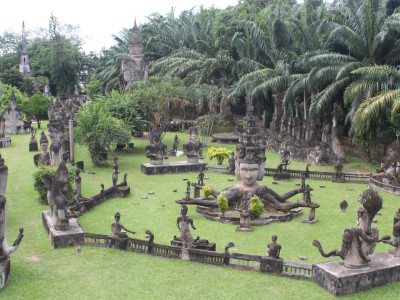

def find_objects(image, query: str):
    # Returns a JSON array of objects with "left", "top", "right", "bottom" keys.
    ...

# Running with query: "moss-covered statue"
[{"left": 177, "top": 103, "right": 316, "bottom": 213}]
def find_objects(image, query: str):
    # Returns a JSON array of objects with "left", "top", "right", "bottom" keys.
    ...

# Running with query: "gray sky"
[{"left": 1, "top": 0, "right": 239, "bottom": 54}]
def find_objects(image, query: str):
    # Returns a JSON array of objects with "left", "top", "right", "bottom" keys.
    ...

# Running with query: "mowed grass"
[{"left": 2, "top": 122, "right": 400, "bottom": 299}]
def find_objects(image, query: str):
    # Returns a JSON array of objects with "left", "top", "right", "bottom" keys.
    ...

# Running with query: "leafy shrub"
[
  {"left": 207, "top": 147, "right": 232, "bottom": 165},
  {"left": 33, "top": 164, "right": 76, "bottom": 203},
  {"left": 217, "top": 193, "right": 229, "bottom": 216},
  {"left": 202, "top": 186, "right": 212, "bottom": 198},
  {"left": 250, "top": 195, "right": 264, "bottom": 219}
]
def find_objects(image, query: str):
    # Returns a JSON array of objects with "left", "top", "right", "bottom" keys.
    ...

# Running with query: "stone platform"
[
  {"left": 0, "top": 258, "right": 10, "bottom": 290},
  {"left": 273, "top": 172, "right": 291, "bottom": 180},
  {"left": 0, "top": 137, "right": 11, "bottom": 148},
  {"left": 312, "top": 251, "right": 400, "bottom": 296},
  {"left": 211, "top": 133, "right": 239, "bottom": 144},
  {"left": 196, "top": 206, "right": 302, "bottom": 225},
  {"left": 42, "top": 211, "right": 84, "bottom": 248},
  {"left": 141, "top": 161, "right": 207, "bottom": 175}
]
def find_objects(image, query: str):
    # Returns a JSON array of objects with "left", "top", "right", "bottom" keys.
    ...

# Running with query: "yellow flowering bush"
[
  {"left": 250, "top": 195, "right": 264, "bottom": 219},
  {"left": 217, "top": 194, "right": 229, "bottom": 216},
  {"left": 202, "top": 186, "right": 212, "bottom": 198},
  {"left": 207, "top": 147, "right": 232, "bottom": 165}
]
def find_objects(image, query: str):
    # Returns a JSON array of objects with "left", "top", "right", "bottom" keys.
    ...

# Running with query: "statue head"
[
  {"left": 40, "top": 132, "right": 49, "bottom": 152},
  {"left": 357, "top": 187, "right": 382, "bottom": 233},
  {"left": 271, "top": 234, "right": 277, "bottom": 243},
  {"left": 236, "top": 162, "right": 265, "bottom": 187},
  {"left": 114, "top": 212, "right": 121, "bottom": 223},
  {"left": 150, "top": 126, "right": 161, "bottom": 143},
  {"left": 181, "top": 204, "right": 188, "bottom": 216},
  {"left": 188, "top": 126, "right": 198, "bottom": 142}
]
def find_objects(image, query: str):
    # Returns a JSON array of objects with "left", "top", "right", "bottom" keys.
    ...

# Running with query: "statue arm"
[
  {"left": 177, "top": 217, "right": 181, "bottom": 231},
  {"left": 1, "top": 228, "right": 23, "bottom": 255},
  {"left": 189, "top": 219, "right": 196, "bottom": 230},
  {"left": 120, "top": 224, "right": 136, "bottom": 234}
]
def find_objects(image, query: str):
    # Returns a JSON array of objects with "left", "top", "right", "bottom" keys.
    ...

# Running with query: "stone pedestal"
[
  {"left": 141, "top": 161, "right": 207, "bottom": 175},
  {"left": 302, "top": 208, "right": 318, "bottom": 224},
  {"left": 0, "top": 258, "right": 10, "bottom": 290},
  {"left": 0, "top": 137, "right": 11, "bottom": 148},
  {"left": 312, "top": 251, "right": 400, "bottom": 296},
  {"left": 42, "top": 211, "right": 84, "bottom": 248},
  {"left": 260, "top": 256, "right": 282, "bottom": 274},
  {"left": 236, "top": 211, "right": 253, "bottom": 232},
  {"left": 106, "top": 237, "right": 128, "bottom": 250},
  {"left": 181, "top": 247, "right": 190, "bottom": 261}
]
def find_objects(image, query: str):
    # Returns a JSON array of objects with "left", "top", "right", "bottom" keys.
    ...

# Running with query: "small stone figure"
[
  {"left": 381, "top": 209, "right": 400, "bottom": 257},
  {"left": 186, "top": 181, "right": 191, "bottom": 201},
  {"left": 112, "top": 156, "right": 119, "bottom": 186},
  {"left": 177, "top": 205, "right": 196, "bottom": 248},
  {"left": 168, "top": 135, "right": 180, "bottom": 156},
  {"left": 183, "top": 126, "right": 204, "bottom": 163},
  {"left": 227, "top": 152, "right": 236, "bottom": 174},
  {"left": 124, "top": 172, "right": 128, "bottom": 183},
  {"left": 42, "top": 162, "right": 70, "bottom": 230},
  {"left": 276, "top": 144, "right": 290, "bottom": 173},
  {"left": 33, "top": 132, "right": 51, "bottom": 166},
  {"left": 333, "top": 157, "right": 345, "bottom": 183},
  {"left": 302, "top": 183, "right": 319, "bottom": 224},
  {"left": 340, "top": 200, "right": 348, "bottom": 212},
  {"left": 111, "top": 212, "right": 136, "bottom": 238},
  {"left": 236, "top": 208, "right": 253, "bottom": 232},
  {"left": 29, "top": 130, "right": 38, "bottom": 152},
  {"left": 267, "top": 234, "right": 281, "bottom": 259},
  {"left": 145, "top": 126, "right": 167, "bottom": 165},
  {"left": 313, "top": 187, "right": 383, "bottom": 269},
  {"left": 74, "top": 168, "right": 82, "bottom": 201},
  {"left": 197, "top": 169, "right": 204, "bottom": 186}
]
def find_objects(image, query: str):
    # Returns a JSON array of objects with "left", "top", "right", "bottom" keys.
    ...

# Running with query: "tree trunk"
[
  {"left": 361, "top": 144, "right": 371, "bottom": 163},
  {"left": 37, "top": 119, "right": 41, "bottom": 129}
]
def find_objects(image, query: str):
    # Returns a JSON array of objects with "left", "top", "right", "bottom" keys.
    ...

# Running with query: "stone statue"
[
  {"left": 29, "top": 129, "right": 38, "bottom": 152},
  {"left": 47, "top": 120, "right": 65, "bottom": 166},
  {"left": 276, "top": 144, "right": 290, "bottom": 173},
  {"left": 145, "top": 126, "right": 167, "bottom": 165},
  {"left": 112, "top": 156, "right": 119, "bottom": 186},
  {"left": 267, "top": 234, "right": 281, "bottom": 259},
  {"left": 168, "top": 135, "right": 180, "bottom": 156},
  {"left": 42, "top": 162, "right": 70, "bottom": 230},
  {"left": 74, "top": 168, "right": 82, "bottom": 201},
  {"left": 227, "top": 152, "right": 236, "bottom": 174},
  {"left": 313, "top": 187, "right": 384, "bottom": 268},
  {"left": 183, "top": 127, "right": 204, "bottom": 163},
  {"left": 197, "top": 169, "right": 204, "bottom": 186},
  {"left": 340, "top": 200, "right": 348, "bottom": 212},
  {"left": 33, "top": 132, "right": 51, "bottom": 166},
  {"left": 111, "top": 212, "right": 136, "bottom": 238},
  {"left": 382, "top": 209, "right": 400, "bottom": 257},
  {"left": 186, "top": 181, "right": 191, "bottom": 201},
  {"left": 177, "top": 205, "right": 196, "bottom": 248},
  {"left": 4, "top": 91, "right": 29, "bottom": 134}
]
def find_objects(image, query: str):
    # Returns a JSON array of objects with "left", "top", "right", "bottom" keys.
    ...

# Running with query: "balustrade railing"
[{"left": 282, "top": 261, "right": 313, "bottom": 278}]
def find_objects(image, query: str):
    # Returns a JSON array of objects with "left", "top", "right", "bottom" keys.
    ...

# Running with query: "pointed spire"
[
  {"left": 21, "top": 21, "right": 27, "bottom": 55},
  {"left": 134, "top": 17, "right": 137, "bottom": 29}
]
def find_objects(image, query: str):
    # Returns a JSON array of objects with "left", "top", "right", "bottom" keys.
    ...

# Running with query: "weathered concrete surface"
[{"left": 141, "top": 161, "right": 207, "bottom": 175}]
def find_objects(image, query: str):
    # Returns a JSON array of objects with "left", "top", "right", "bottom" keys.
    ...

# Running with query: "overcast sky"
[{"left": 1, "top": 0, "right": 239, "bottom": 54}]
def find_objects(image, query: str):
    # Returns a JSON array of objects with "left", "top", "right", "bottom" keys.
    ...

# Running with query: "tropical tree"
[{"left": 21, "top": 91, "right": 50, "bottom": 128}]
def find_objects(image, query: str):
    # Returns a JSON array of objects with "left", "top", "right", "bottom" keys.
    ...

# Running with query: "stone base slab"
[
  {"left": 273, "top": 172, "right": 291, "bottom": 180},
  {"left": 0, "top": 137, "right": 11, "bottom": 148},
  {"left": 141, "top": 161, "right": 207, "bottom": 175},
  {"left": 0, "top": 258, "right": 10, "bottom": 290},
  {"left": 312, "top": 251, "right": 400, "bottom": 296},
  {"left": 42, "top": 211, "right": 84, "bottom": 248}
]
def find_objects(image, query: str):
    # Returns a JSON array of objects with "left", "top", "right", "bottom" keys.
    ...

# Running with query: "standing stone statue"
[
  {"left": 268, "top": 234, "right": 281, "bottom": 259},
  {"left": 276, "top": 144, "right": 290, "bottom": 173},
  {"left": 42, "top": 162, "right": 70, "bottom": 230},
  {"left": 227, "top": 152, "right": 236, "bottom": 174},
  {"left": 197, "top": 169, "right": 204, "bottom": 186},
  {"left": 33, "top": 132, "right": 51, "bottom": 166},
  {"left": 313, "top": 187, "right": 384, "bottom": 268},
  {"left": 145, "top": 126, "right": 167, "bottom": 165},
  {"left": 183, "top": 127, "right": 204, "bottom": 163},
  {"left": 48, "top": 120, "right": 65, "bottom": 166},
  {"left": 168, "top": 135, "right": 180, "bottom": 156},
  {"left": 29, "top": 130, "right": 38, "bottom": 151},
  {"left": 112, "top": 156, "right": 119, "bottom": 186},
  {"left": 177, "top": 205, "right": 196, "bottom": 248},
  {"left": 74, "top": 168, "right": 82, "bottom": 202}
]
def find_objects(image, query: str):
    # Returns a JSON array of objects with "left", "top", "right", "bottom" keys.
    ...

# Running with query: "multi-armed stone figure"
[
  {"left": 313, "top": 187, "right": 385, "bottom": 268},
  {"left": 0, "top": 155, "right": 24, "bottom": 289},
  {"left": 183, "top": 126, "right": 204, "bottom": 163},
  {"left": 145, "top": 126, "right": 167, "bottom": 165}
]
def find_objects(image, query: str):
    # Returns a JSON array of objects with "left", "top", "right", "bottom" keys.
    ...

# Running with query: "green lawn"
[{"left": 2, "top": 123, "right": 400, "bottom": 299}]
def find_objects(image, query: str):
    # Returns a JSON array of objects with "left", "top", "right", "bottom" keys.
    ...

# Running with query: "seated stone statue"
[
  {"left": 111, "top": 212, "right": 136, "bottom": 238},
  {"left": 168, "top": 135, "right": 180, "bottom": 155},
  {"left": 267, "top": 234, "right": 281, "bottom": 259},
  {"left": 313, "top": 187, "right": 384, "bottom": 268},
  {"left": 34, "top": 132, "right": 50, "bottom": 166},
  {"left": 145, "top": 126, "right": 167, "bottom": 165},
  {"left": 183, "top": 127, "right": 204, "bottom": 163},
  {"left": 382, "top": 209, "right": 400, "bottom": 257},
  {"left": 42, "top": 163, "right": 70, "bottom": 230},
  {"left": 177, "top": 205, "right": 196, "bottom": 248}
]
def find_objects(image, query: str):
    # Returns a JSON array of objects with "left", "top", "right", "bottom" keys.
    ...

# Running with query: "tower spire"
[{"left": 19, "top": 21, "right": 31, "bottom": 76}]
